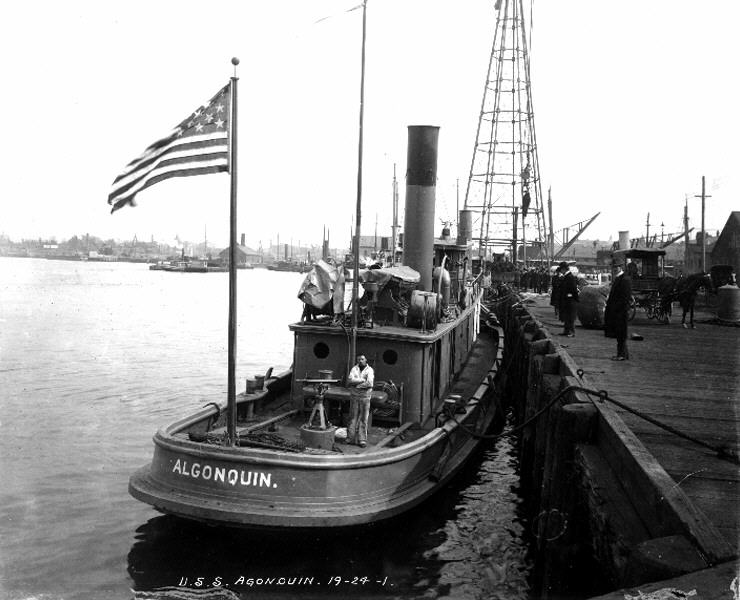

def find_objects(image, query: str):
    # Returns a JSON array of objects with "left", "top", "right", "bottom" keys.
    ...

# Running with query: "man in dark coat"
[
  {"left": 550, "top": 266, "right": 563, "bottom": 318},
  {"left": 558, "top": 261, "right": 579, "bottom": 336},
  {"left": 604, "top": 260, "right": 635, "bottom": 360}
]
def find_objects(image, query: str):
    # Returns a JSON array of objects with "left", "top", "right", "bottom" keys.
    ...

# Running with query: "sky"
[{"left": 1, "top": 0, "right": 738, "bottom": 251}]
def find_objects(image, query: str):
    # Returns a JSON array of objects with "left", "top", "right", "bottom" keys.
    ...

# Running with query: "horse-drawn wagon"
[
  {"left": 612, "top": 248, "right": 671, "bottom": 323},
  {"left": 611, "top": 248, "right": 717, "bottom": 327}
]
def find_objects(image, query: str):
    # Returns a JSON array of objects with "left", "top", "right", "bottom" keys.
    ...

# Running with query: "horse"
[{"left": 657, "top": 272, "right": 713, "bottom": 328}]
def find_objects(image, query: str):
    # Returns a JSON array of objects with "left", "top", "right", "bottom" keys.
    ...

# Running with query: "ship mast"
[
  {"left": 350, "top": 0, "right": 368, "bottom": 365},
  {"left": 464, "top": 0, "right": 546, "bottom": 267},
  {"left": 391, "top": 164, "right": 399, "bottom": 266}
]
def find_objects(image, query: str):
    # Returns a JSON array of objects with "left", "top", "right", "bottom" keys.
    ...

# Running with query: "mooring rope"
[
  {"left": 204, "top": 431, "right": 306, "bottom": 452},
  {"left": 445, "top": 384, "right": 739, "bottom": 465}
]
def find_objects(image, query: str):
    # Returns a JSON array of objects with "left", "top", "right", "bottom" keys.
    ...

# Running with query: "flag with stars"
[{"left": 108, "top": 83, "right": 230, "bottom": 213}]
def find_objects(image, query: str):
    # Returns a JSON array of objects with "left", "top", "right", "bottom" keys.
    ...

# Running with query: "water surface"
[{"left": 0, "top": 257, "right": 532, "bottom": 600}]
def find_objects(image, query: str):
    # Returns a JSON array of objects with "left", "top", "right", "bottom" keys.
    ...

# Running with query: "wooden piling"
[{"left": 492, "top": 291, "right": 738, "bottom": 598}]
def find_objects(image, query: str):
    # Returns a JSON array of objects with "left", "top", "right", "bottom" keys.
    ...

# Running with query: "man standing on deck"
[
  {"left": 604, "top": 259, "right": 635, "bottom": 360},
  {"left": 558, "top": 261, "right": 579, "bottom": 337},
  {"left": 550, "top": 265, "right": 563, "bottom": 318},
  {"left": 347, "top": 354, "right": 374, "bottom": 448}
]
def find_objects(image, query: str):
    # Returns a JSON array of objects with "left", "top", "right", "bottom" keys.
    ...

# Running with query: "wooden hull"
[{"left": 129, "top": 326, "right": 504, "bottom": 528}]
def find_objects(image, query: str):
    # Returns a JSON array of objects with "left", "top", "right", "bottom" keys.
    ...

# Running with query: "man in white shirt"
[{"left": 347, "top": 354, "right": 374, "bottom": 447}]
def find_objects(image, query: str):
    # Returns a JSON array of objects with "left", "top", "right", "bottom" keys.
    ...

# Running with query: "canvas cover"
[
  {"left": 358, "top": 266, "right": 420, "bottom": 287},
  {"left": 297, "top": 260, "right": 346, "bottom": 314}
]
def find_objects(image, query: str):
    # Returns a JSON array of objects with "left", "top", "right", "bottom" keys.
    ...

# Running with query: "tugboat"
[
  {"left": 128, "top": 126, "right": 505, "bottom": 528},
  {"left": 127, "top": 2, "right": 505, "bottom": 528}
]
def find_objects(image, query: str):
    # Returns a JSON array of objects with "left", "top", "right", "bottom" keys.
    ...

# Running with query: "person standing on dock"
[
  {"left": 550, "top": 265, "right": 563, "bottom": 318},
  {"left": 558, "top": 262, "right": 579, "bottom": 337},
  {"left": 604, "top": 260, "right": 635, "bottom": 360},
  {"left": 347, "top": 354, "right": 374, "bottom": 448}
]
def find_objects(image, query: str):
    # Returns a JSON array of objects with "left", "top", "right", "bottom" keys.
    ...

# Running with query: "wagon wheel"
[
  {"left": 645, "top": 293, "right": 659, "bottom": 320},
  {"left": 657, "top": 292, "right": 674, "bottom": 324},
  {"left": 627, "top": 296, "right": 636, "bottom": 322},
  {"left": 645, "top": 302, "right": 655, "bottom": 320}
]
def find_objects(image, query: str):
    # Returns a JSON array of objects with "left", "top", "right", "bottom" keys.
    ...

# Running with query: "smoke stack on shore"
[
  {"left": 458, "top": 209, "right": 473, "bottom": 244},
  {"left": 404, "top": 125, "right": 439, "bottom": 291},
  {"left": 618, "top": 230, "right": 630, "bottom": 250}
]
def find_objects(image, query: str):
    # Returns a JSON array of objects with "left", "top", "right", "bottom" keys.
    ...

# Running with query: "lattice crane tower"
[{"left": 464, "top": 0, "right": 546, "bottom": 265}]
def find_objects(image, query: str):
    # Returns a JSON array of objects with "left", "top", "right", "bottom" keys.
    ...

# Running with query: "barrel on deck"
[
  {"left": 716, "top": 285, "right": 740, "bottom": 322},
  {"left": 577, "top": 285, "right": 610, "bottom": 328}
]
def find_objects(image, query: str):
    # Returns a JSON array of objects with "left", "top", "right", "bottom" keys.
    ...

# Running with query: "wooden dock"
[
  {"left": 525, "top": 294, "right": 739, "bottom": 552},
  {"left": 492, "top": 292, "right": 739, "bottom": 596}
]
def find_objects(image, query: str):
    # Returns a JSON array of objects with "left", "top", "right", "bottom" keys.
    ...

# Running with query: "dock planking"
[{"left": 526, "top": 294, "right": 740, "bottom": 551}]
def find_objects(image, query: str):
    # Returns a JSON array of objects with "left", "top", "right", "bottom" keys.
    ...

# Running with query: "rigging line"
[
  {"left": 446, "top": 383, "right": 739, "bottom": 465},
  {"left": 313, "top": 2, "right": 363, "bottom": 24}
]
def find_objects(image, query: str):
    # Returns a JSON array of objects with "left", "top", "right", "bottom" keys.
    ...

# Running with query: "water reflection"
[{"left": 127, "top": 436, "right": 533, "bottom": 599}]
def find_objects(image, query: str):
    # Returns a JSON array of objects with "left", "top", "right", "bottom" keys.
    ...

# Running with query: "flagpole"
[{"left": 227, "top": 58, "right": 239, "bottom": 445}]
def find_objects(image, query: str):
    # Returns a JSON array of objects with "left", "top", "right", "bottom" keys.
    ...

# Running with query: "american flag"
[{"left": 108, "top": 83, "right": 230, "bottom": 213}]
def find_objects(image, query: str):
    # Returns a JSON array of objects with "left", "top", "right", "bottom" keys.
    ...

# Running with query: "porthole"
[
  {"left": 382, "top": 349, "right": 398, "bottom": 365},
  {"left": 313, "top": 342, "right": 330, "bottom": 359}
]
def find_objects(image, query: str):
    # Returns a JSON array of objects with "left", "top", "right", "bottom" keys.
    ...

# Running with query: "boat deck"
[{"left": 192, "top": 328, "right": 500, "bottom": 455}]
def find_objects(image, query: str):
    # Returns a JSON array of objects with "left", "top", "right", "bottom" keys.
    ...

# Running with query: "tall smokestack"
[
  {"left": 240, "top": 233, "right": 245, "bottom": 246},
  {"left": 404, "top": 125, "right": 439, "bottom": 291},
  {"left": 458, "top": 209, "right": 473, "bottom": 244}
]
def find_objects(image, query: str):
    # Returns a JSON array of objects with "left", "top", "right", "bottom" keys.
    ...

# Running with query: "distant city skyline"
[{"left": 1, "top": 1, "right": 737, "bottom": 252}]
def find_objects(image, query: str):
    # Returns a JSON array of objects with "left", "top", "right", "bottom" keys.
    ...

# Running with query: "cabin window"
[
  {"left": 382, "top": 349, "right": 398, "bottom": 365},
  {"left": 313, "top": 342, "right": 330, "bottom": 359}
]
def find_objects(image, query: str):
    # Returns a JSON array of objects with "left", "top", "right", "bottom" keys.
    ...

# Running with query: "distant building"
[
  {"left": 218, "top": 244, "right": 262, "bottom": 266},
  {"left": 710, "top": 211, "right": 740, "bottom": 273},
  {"left": 684, "top": 231, "right": 718, "bottom": 273},
  {"left": 354, "top": 234, "right": 395, "bottom": 265},
  {"left": 218, "top": 234, "right": 262, "bottom": 265},
  {"left": 356, "top": 234, "right": 391, "bottom": 258}
]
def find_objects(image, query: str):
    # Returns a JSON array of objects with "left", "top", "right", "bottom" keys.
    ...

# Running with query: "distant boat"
[
  {"left": 207, "top": 261, "right": 229, "bottom": 273},
  {"left": 184, "top": 259, "right": 209, "bottom": 273},
  {"left": 149, "top": 260, "right": 171, "bottom": 271},
  {"left": 45, "top": 254, "right": 87, "bottom": 262},
  {"left": 267, "top": 260, "right": 311, "bottom": 273},
  {"left": 163, "top": 261, "right": 187, "bottom": 272}
]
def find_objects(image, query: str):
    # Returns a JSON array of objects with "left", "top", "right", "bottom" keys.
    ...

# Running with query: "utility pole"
[
  {"left": 547, "top": 187, "right": 554, "bottom": 261},
  {"left": 391, "top": 164, "right": 399, "bottom": 266},
  {"left": 694, "top": 175, "right": 711, "bottom": 272},
  {"left": 456, "top": 178, "right": 460, "bottom": 223},
  {"left": 374, "top": 213, "right": 378, "bottom": 254},
  {"left": 684, "top": 198, "right": 689, "bottom": 270},
  {"left": 645, "top": 212, "right": 650, "bottom": 246}
]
